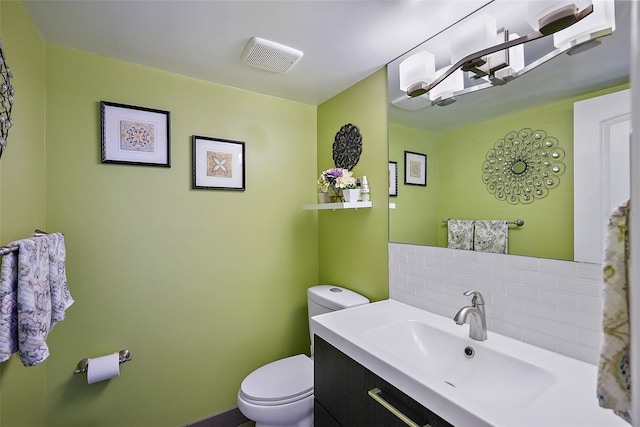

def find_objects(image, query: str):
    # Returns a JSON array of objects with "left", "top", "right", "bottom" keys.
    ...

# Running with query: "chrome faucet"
[{"left": 454, "top": 290, "right": 487, "bottom": 341}]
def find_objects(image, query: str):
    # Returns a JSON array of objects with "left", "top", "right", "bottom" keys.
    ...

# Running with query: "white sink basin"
[
  {"left": 363, "top": 320, "right": 555, "bottom": 408},
  {"left": 311, "top": 299, "right": 628, "bottom": 427}
]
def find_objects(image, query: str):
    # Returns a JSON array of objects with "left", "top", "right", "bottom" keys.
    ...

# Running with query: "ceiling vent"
[{"left": 241, "top": 37, "right": 303, "bottom": 73}]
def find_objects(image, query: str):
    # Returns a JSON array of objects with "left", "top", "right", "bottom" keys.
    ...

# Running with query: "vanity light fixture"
[{"left": 400, "top": 0, "right": 614, "bottom": 107}]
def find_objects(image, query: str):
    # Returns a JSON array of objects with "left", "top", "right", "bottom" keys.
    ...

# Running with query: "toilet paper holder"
[{"left": 73, "top": 349, "right": 132, "bottom": 375}]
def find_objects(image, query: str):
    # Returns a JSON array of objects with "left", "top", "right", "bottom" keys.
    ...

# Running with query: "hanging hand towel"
[
  {"left": 474, "top": 220, "right": 508, "bottom": 254},
  {"left": 597, "top": 200, "right": 631, "bottom": 424},
  {"left": 16, "top": 237, "right": 52, "bottom": 366},
  {"left": 0, "top": 248, "right": 19, "bottom": 362},
  {"left": 447, "top": 220, "right": 474, "bottom": 250},
  {"left": 48, "top": 233, "right": 74, "bottom": 327}
]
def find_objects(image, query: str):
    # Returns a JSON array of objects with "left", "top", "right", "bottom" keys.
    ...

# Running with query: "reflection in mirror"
[
  {"left": 512, "top": 161, "right": 527, "bottom": 175},
  {"left": 387, "top": 0, "right": 630, "bottom": 261}
]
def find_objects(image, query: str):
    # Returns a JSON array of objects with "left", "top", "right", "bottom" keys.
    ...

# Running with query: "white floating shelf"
[{"left": 303, "top": 201, "right": 373, "bottom": 211}]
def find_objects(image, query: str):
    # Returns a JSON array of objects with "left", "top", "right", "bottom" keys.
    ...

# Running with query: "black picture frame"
[
  {"left": 404, "top": 151, "right": 427, "bottom": 186},
  {"left": 389, "top": 161, "right": 398, "bottom": 196},
  {"left": 100, "top": 101, "right": 171, "bottom": 167},
  {"left": 192, "top": 135, "right": 246, "bottom": 191}
]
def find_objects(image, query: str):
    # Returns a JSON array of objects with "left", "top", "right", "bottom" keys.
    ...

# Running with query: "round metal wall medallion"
[
  {"left": 332, "top": 123, "right": 362, "bottom": 170},
  {"left": 0, "top": 38, "right": 15, "bottom": 159},
  {"left": 482, "top": 128, "right": 565, "bottom": 205}
]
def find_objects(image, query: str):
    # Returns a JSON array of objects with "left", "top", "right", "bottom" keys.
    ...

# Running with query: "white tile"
[
  {"left": 415, "top": 245, "right": 435, "bottom": 258},
  {"left": 454, "top": 249, "right": 478, "bottom": 263},
  {"left": 578, "top": 328, "right": 602, "bottom": 349},
  {"left": 537, "top": 318, "right": 579, "bottom": 342},
  {"left": 492, "top": 293, "right": 523, "bottom": 311},
  {"left": 557, "top": 341, "right": 598, "bottom": 364},
  {"left": 557, "top": 277, "right": 601, "bottom": 297},
  {"left": 416, "top": 288, "right": 455, "bottom": 306},
  {"left": 476, "top": 251, "right": 506, "bottom": 268},
  {"left": 505, "top": 310, "right": 541, "bottom": 328},
  {"left": 443, "top": 259, "right": 466, "bottom": 274},
  {"left": 388, "top": 243, "right": 402, "bottom": 254},
  {"left": 397, "top": 244, "right": 417, "bottom": 255},
  {"left": 492, "top": 267, "right": 522, "bottom": 284},
  {"left": 478, "top": 278, "right": 507, "bottom": 295},
  {"left": 521, "top": 301, "right": 556, "bottom": 320},
  {"left": 454, "top": 273, "right": 479, "bottom": 289},
  {"left": 390, "top": 252, "right": 408, "bottom": 265},
  {"left": 491, "top": 319, "right": 522, "bottom": 340},
  {"left": 521, "top": 272, "right": 557, "bottom": 290},
  {"left": 399, "top": 263, "right": 416, "bottom": 275},
  {"left": 424, "top": 278, "right": 445, "bottom": 293},
  {"left": 465, "top": 263, "right": 492, "bottom": 278},
  {"left": 394, "top": 272, "right": 408, "bottom": 285},
  {"left": 557, "top": 308, "right": 601, "bottom": 331},
  {"left": 444, "top": 282, "right": 472, "bottom": 297},
  {"left": 506, "top": 255, "right": 539, "bottom": 272},
  {"left": 539, "top": 289, "right": 578, "bottom": 310},
  {"left": 433, "top": 247, "right": 456, "bottom": 259},
  {"left": 578, "top": 295, "right": 602, "bottom": 314},
  {"left": 407, "top": 274, "right": 425, "bottom": 288},
  {"left": 407, "top": 255, "right": 424, "bottom": 267},
  {"left": 522, "top": 329, "right": 559, "bottom": 353},
  {"left": 425, "top": 257, "right": 444, "bottom": 270},
  {"left": 577, "top": 262, "right": 603, "bottom": 281},
  {"left": 538, "top": 258, "right": 579, "bottom": 278},
  {"left": 506, "top": 284, "right": 539, "bottom": 301},
  {"left": 485, "top": 304, "right": 506, "bottom": 321},
  {"left": 399, "top": 283, "right": 416, "bottom": 296}
]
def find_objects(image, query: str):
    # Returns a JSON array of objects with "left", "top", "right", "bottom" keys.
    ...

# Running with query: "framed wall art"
[
  {"left": 192, "top": 135, "right": 245, "bottom": 191},
  {"left": 389, "top": 161, "right": 398, "bottom": 197},
  {"left": 404, "top": 151, "right": 427, "bottom": 186},
  {"left": 100, "top": 101, "right": 171, "bottom": 167}
]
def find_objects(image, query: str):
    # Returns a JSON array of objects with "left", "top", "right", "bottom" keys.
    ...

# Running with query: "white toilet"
[{"left": 237, "top": 285, "right": 369, "bottom": 427}]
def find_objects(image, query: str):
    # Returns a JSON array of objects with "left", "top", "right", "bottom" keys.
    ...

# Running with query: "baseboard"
[{"left": 185, "top": 407, "right": 251, "bottom": 427}]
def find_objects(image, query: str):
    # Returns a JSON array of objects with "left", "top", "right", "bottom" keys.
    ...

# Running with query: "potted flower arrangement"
[{"left": 317, "top": 168, "right": 359, "bottom": 203}]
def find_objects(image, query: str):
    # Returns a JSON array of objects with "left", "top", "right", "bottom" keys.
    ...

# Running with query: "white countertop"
[{"left": 311, "top": 299, "right": 627, "bottom": 427}]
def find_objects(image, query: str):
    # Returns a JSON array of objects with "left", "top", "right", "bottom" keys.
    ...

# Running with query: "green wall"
[
  {"left": 389, "top": 83, "right": 629, "bottom": 261},
  {"left": 0, "top": 1, "right": 47, "bottom": 426},
  {"left": 317, "top": 70, "right": 389, "bottom": 303},
  {"left": 0, "top": 2, "right": 392, "bottom": 425},
  {"left": 42, "top": 46, "right": 318, "bottom": 426},
  {"left": 388, "top": 124, "right": 439, "bottom": 245}
]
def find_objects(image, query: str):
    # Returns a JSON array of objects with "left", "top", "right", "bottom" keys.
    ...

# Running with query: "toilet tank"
[{"left": 307, "top": 285, "right": 369, "bottom": 355}]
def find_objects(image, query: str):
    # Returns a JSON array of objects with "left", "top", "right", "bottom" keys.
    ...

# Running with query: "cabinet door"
[{"left": 314, "top": 336, "right": 452, "bottom": 427}]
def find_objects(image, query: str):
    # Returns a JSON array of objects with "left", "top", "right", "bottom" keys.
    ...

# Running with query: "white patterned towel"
[
  {"left": 473, "top": 220, "right": 508, "bottom": 254},
  {"left": 0, "top": 248, "right": 19, "bottom": 361},
  {"left": 16, "top": 237, "right": 52, "bottom": 366},
  {"left": 597, "top": 200, "right": 631, "bottom": 424},
  {"left": 447, "top": 220, "right": 474, "bottom": 250},
  {"left": 48, "top": 233, "right": 74, "bottom": 327}
]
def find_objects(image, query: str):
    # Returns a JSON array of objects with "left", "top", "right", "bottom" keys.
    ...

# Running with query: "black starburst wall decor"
[{"left": 332, "top": 123, "right": 362, "bottom": 171}]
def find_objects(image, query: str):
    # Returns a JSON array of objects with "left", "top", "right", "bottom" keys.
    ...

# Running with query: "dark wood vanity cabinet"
[{"left": 314, "top": 336, "right": 453, "bottom": 427}]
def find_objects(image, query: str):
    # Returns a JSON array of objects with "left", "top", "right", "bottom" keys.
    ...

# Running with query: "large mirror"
[{"left": 387, "top": 0, "right": 631, "bottom": 261}]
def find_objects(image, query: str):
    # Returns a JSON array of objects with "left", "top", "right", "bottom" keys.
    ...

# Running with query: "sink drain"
[{"left": 464, "top": 346, "right": 475, "bottom": 358}]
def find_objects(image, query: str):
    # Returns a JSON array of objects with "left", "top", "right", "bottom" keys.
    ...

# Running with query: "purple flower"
[{"left": 324, "top": 168, "right": 342, "bottom": 179}]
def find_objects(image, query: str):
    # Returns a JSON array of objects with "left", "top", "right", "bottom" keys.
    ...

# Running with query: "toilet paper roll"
[{"left": 87, "top": 352, "right": 120, "bottom": 384}]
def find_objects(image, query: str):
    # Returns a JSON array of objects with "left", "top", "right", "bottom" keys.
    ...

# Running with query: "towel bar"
[
  {"left": 73, "top": 349, "right": 132, "bottom": 375},
  {"left": 442, "top": 219, "right": 524, "bottom": 226},
  {"left": 0, "top": 229, "right": 49, "bottom": 256}
]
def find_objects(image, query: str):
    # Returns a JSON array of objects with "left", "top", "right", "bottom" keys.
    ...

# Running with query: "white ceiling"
[{"left": 22, "top": 0, "right": 493, "bottom": 106}]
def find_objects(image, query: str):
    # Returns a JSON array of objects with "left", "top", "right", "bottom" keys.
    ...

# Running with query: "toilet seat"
[{"left": 239, "top": 354, "right": 313, "bottom": 406}]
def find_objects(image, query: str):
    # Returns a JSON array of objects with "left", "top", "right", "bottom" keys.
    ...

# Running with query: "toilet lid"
[{"left": 240, "top": 354, "right": 313, "bottom": 404}]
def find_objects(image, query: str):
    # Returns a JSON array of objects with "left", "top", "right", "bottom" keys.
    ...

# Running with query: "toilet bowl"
[
  {"left": 237, "top": 355, "right": 314, "bottom": 427},
  {"left": 236, "top": 285, "right": 369, "bottom": 427}
]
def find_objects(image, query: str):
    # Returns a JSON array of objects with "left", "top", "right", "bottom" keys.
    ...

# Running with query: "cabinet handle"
[{"left": 367, "top": 387, "right": 432, "bottom": 427}]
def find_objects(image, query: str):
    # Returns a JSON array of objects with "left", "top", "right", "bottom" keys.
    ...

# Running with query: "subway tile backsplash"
[{"left": 389, "top": 243, "right": 603, "bottom": 364}]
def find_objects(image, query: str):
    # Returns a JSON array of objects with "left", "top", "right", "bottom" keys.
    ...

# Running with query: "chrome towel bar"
[
  {"left": 0, "top": 229, "right": 49, "bottom": 256},
  {"left": 442, "top": 219, "right": 524, "bottom": 226}
]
